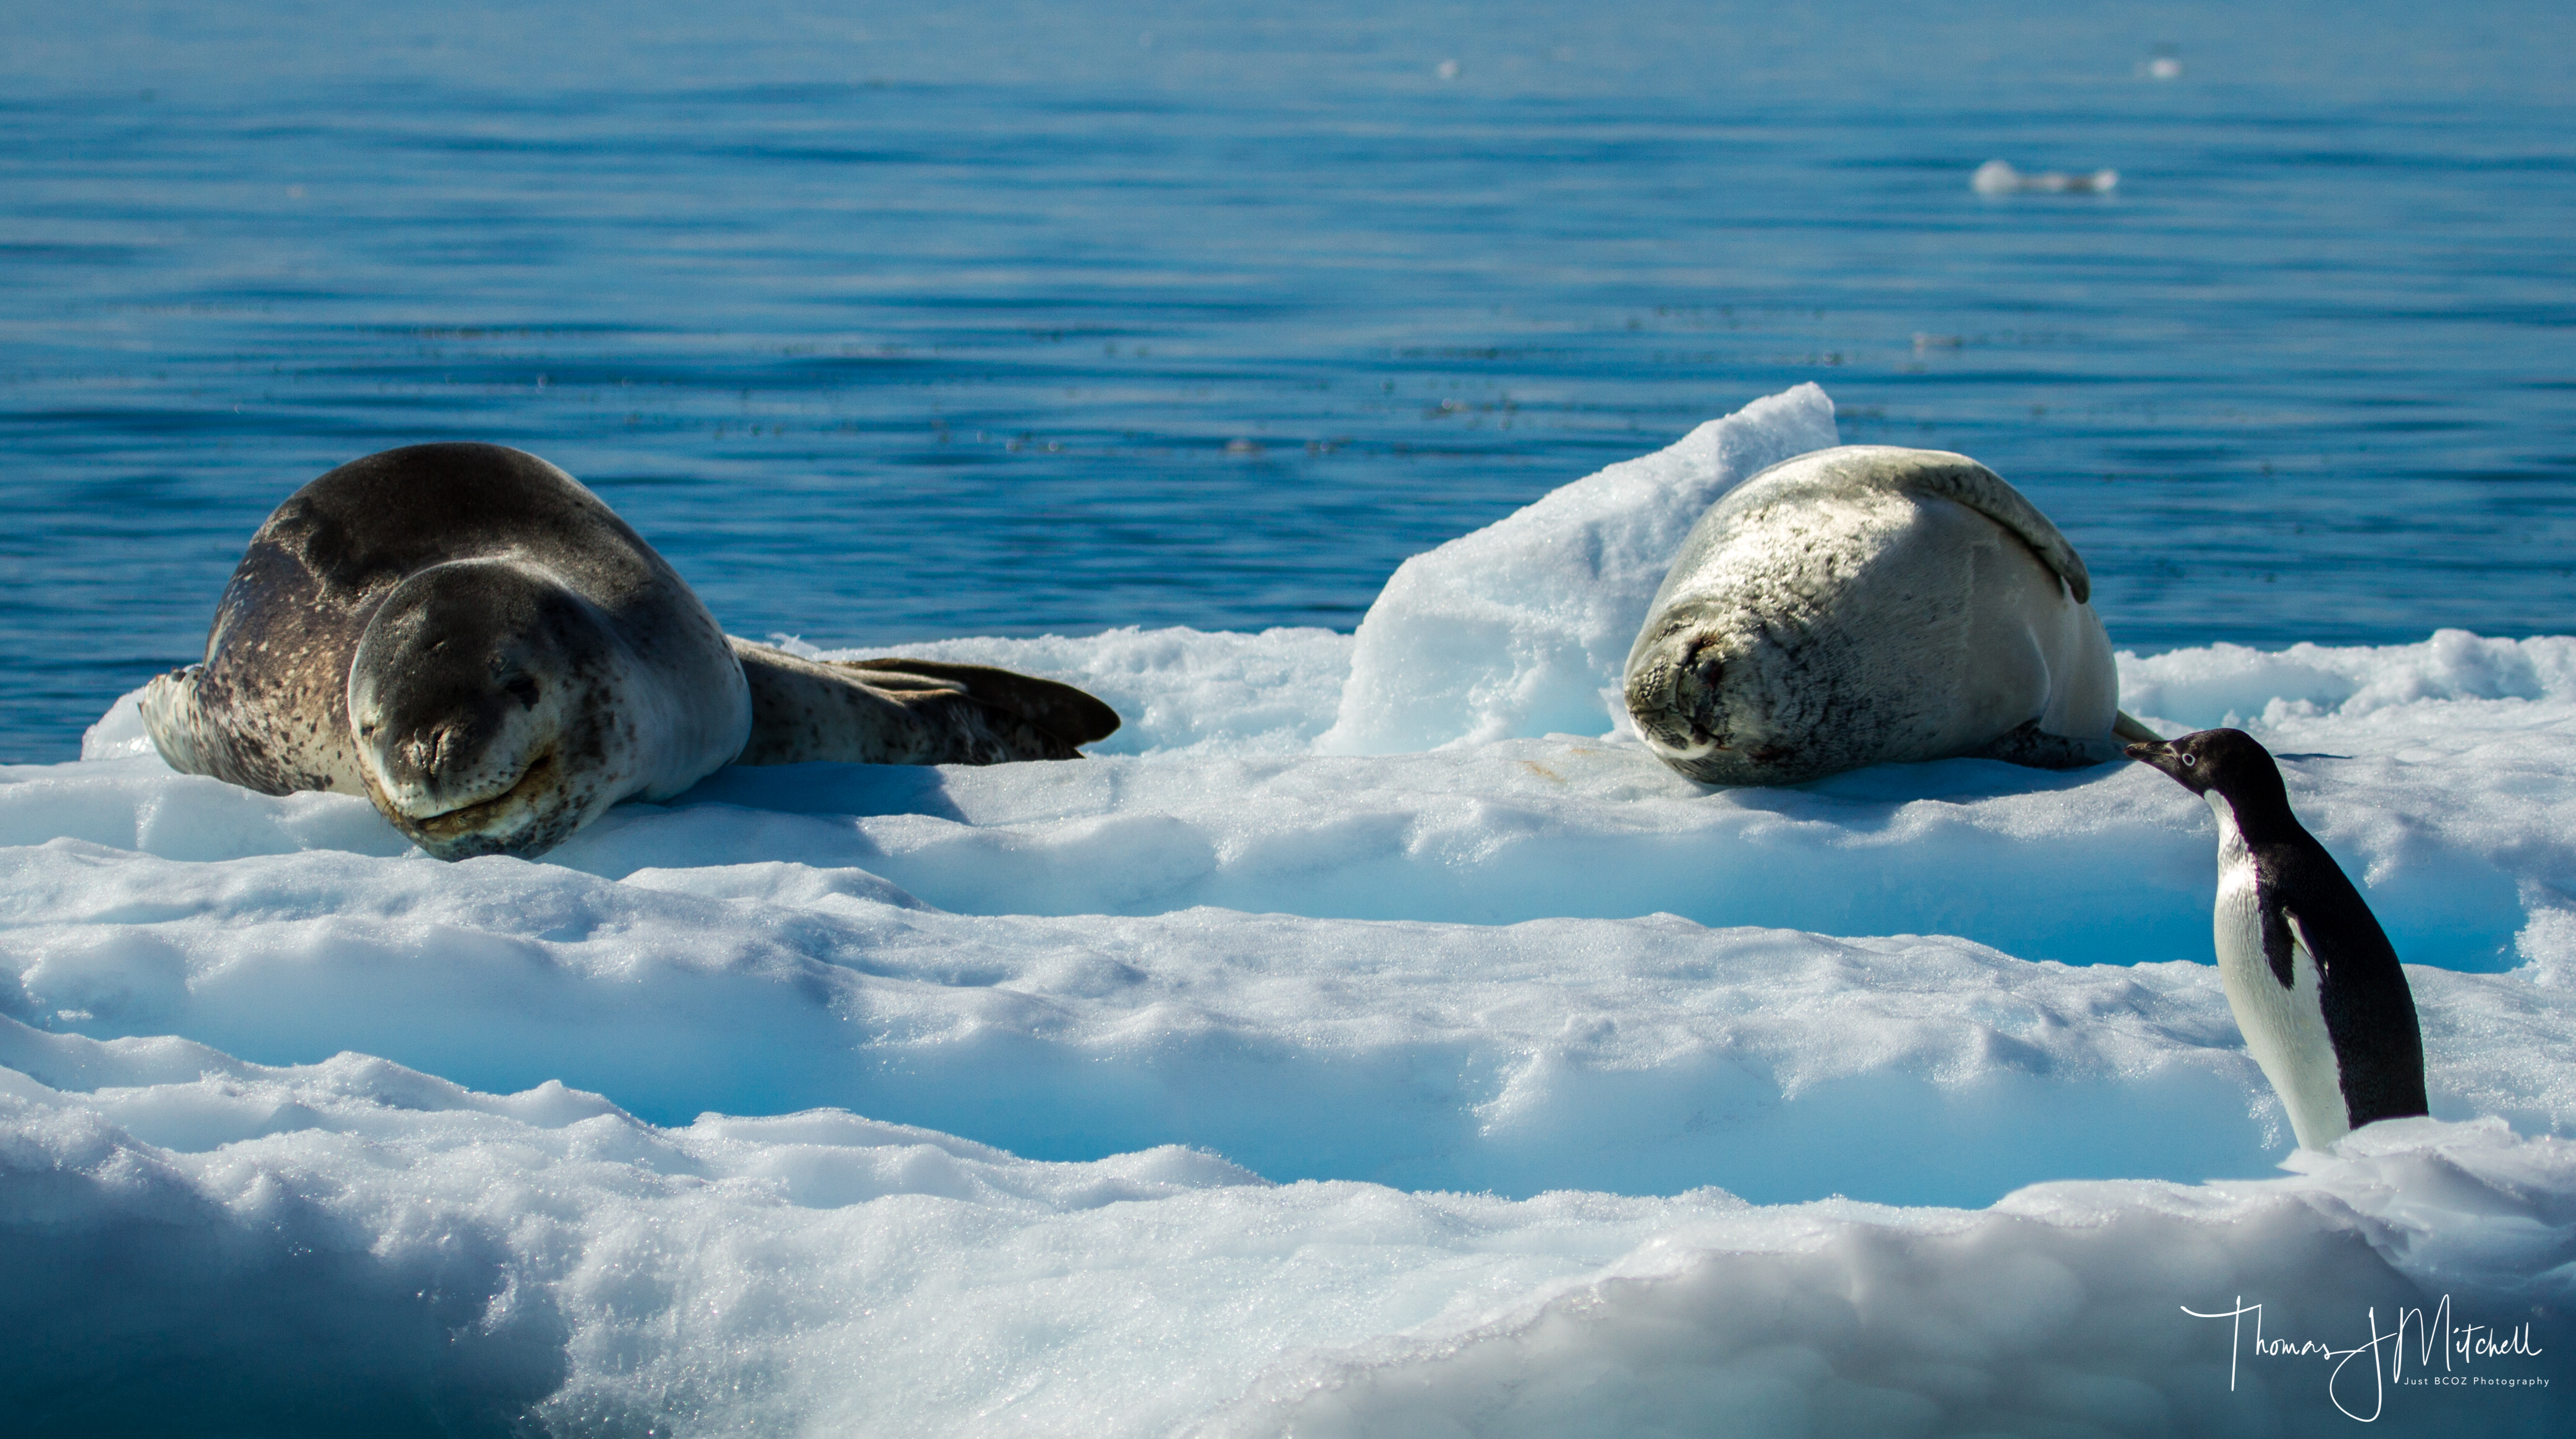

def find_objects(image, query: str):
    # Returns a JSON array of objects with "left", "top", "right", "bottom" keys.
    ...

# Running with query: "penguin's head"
[{"left": 2125, "top": 726, "right": 2287, "bottom": 805}]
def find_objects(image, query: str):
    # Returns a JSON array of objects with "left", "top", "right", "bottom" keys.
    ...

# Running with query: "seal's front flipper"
[
  {"left": 836, "top": 657, "right": 1120, "bottom": 749},
  {"left": 141, "top": 664, "right": 220, "bottom": 778},
  {"left": 731, "top": 641, "right": 1121, "bottom": 766},
  {"left": 140, "top": 663, "right": 304, "bottom": 794}
]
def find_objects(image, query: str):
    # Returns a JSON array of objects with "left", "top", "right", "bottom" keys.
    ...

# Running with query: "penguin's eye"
[{"left": 2180, "top": 752, "right": 2198, "bottom": 768}]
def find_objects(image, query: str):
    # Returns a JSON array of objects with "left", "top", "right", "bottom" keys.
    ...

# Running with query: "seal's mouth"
[
  {"left": 405, "top": 749, "right": 558, "bottom": 843},
  {"left": 1625, "top": 634, "right": 1728, "bottom": 758}
]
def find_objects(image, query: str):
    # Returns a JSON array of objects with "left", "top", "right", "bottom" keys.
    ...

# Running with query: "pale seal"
[
  {"left": 1622, "top": 444, "right": 2154, "bottom": 786},
  {"left": 141, "top": 443, "right": 1117, "bottom": 859}
]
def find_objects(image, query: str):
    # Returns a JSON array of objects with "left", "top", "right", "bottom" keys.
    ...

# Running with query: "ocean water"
[{"left": 3, "top": 0, "right": 2571, "bottom": 763}]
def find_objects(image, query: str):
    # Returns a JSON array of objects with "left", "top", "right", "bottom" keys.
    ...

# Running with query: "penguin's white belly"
[{"left": 2210, "top": 802, "right": 2349, "bottom": 1148}]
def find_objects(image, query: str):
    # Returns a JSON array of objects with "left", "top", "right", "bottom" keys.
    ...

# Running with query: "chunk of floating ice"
[{"left": 1974, "top": 159, "right": 2121, "bottom": 195}]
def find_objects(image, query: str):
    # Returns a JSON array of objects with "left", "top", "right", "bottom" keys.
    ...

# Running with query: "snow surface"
[{"left": 12, "top": 388, "right": 2574, "bottom": 1434}]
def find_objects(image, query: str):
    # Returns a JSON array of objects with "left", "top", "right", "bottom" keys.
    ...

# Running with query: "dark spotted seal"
[{"left": 142, "top": 443, "right": 1117, "bottom": 859}]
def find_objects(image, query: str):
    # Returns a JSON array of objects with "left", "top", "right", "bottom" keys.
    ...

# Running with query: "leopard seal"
[
  {"left": 1622, "top": 444, "right": 2154, "bottom": 786},
  {"left": 141, "top": 443, "right": 1117, "bottom": 859}
]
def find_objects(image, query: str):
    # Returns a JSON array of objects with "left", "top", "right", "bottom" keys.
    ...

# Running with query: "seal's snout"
[
  {"left": 1672, "top": 648, "right": 1724, "bottom": 731},
  {"left": 397, "top": 723, "right": 452, "bottom": 779},
  {"left": 368, "top": 710, "right": 531, "bottom": 817},
  {"left": 1624, "top": 630, "right": 1726, "bottom": 758},
  {"left": 381, "top": 711, "right": 511, "bottom": 791},
  {"left": 360, "top": 706, "right": 564, "bottom": 859}
]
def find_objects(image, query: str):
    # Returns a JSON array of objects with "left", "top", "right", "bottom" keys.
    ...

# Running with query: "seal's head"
[
  {"left": 1622, "top": 600, "right": 1863, "bottom": 787},
  {"left": 347, "top": 558, "right": 635, "bottom": 859}
]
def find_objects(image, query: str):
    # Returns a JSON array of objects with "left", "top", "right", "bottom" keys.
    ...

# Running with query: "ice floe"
[{"left": 8, "top": 387, "right": 2571, "bottom": 1433}]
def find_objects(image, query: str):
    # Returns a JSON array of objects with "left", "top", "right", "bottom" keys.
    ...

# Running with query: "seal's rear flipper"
[
  {"left": 837, "top": 658, "right": 1121, "bottom": 748},
  {"left": 731, "top": 641, "right": 1121, "bottom": 767},
  {"left": 2112, "top": 711, "right": 2161, "bottom": 744}
]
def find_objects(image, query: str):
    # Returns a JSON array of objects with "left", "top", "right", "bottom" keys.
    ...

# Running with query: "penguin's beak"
[{"left": 2125, "top": 738, "right": 2195, "bottom": 787}]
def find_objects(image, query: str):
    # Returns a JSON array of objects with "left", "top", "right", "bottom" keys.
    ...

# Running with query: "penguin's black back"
[{"left": 2248, "top": 829, "right": 2430, "bottom": 1128}]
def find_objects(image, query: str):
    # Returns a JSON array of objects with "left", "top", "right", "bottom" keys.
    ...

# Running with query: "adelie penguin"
[{"left": 2129, "top": 728, "right": 2429, "bottom": 1149}]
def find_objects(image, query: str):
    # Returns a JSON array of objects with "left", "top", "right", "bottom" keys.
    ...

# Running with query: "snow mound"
[
  {"left": 4, "top": 1032, "right": 2564, "bottom": 1435},
  {"left": 1216, "top": 1119, "right": 2573, "bottom": 1438},
  {"left": 2121, "top": 628, "right": 2576, "bottom": 731},
  {"left": 1316, "top": 384, "right": 1840, "bottom": 753},
  {"left": 6, "top": 824, "right": 2576, "bottom": 1205}
]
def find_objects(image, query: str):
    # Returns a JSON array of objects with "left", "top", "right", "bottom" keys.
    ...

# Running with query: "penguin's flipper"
[{"left": 2280, "top": 902, "right": 2430, "bottom": 1129}]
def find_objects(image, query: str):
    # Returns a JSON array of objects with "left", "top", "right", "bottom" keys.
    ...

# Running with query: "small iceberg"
[{"left": 1973, "top": 159, "right": 2119, "bottom": 195}]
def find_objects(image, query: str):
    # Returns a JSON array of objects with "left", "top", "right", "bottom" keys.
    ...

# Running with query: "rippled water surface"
[{"left": 4, "top": 0, "right": 2571, "bottom": 760}]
